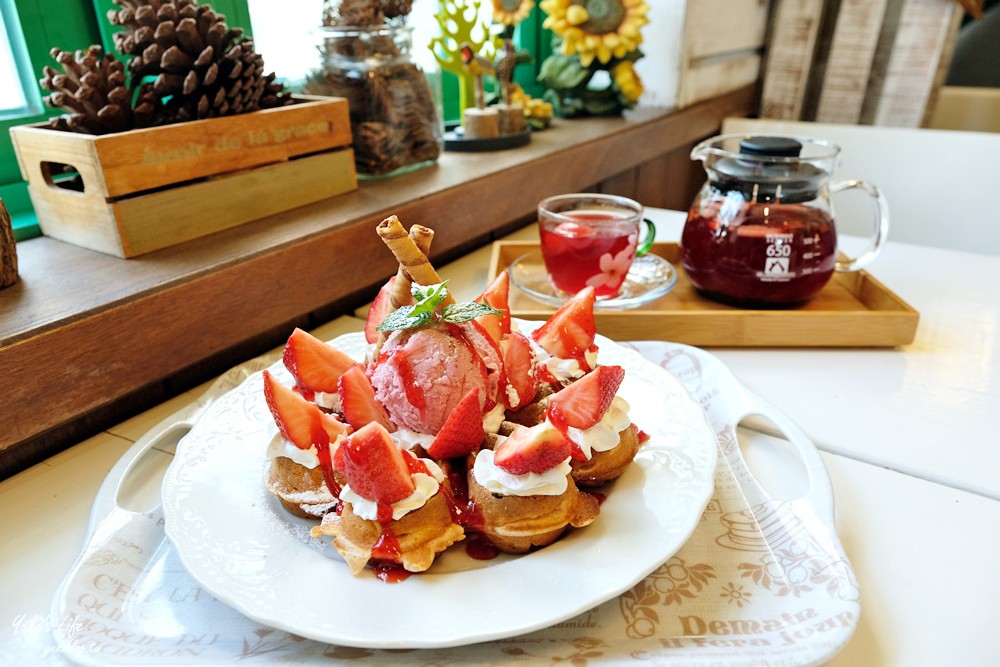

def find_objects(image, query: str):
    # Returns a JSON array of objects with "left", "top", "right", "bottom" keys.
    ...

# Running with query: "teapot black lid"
[
  {"left": 739, "top": 136, "right": 803, "bottom": 158},
  {"left": 712, "top": 135, "right": 825, "bottom": 203}
]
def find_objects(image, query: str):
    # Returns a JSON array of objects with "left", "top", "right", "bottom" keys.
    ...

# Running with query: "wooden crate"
[
  {"left": 9, "top": 96, "right": 356, "bottom": 258},
  {"left": 490, "top": 241, "right": 919, "bottom": 347}
]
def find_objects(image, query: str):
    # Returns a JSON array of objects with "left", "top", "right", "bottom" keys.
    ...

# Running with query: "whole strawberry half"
[
  {"left": 547, "top": 364, "right": 625, "bottom": 430},
  {"left": 475, "top": 271, "right": 511, "bottom": 343},
  {"left": 283, "top": 328, "right": 359, "bottom": 394},
  {"left": 338, "top": 365, "right": 393, "bottom": 431},
  {"left": 364, "top": 276, "right": 399, "bottom": 344},
  {"left": 531, "top": 286, "right": 596, "bottom": 362},
  {"left": 493, "top": 422, "right": 572, "bottom": 475},
  {"left": 333, "top": 422, "right": 416, "bottom": 504},
  {"left": 262, "top": 370, "right": 350, "bottom": 449},
  {"left": 428, "top": 387, "right": 485, "bottom": 459},
  {"left": 502, "top": 331, "right": 539, "bottom": 410}
]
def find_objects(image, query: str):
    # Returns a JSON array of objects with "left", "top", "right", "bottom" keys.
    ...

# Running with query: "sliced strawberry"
[
  {"left": 263, "top": 370, "right": 350, "bottom": 449},
  {"left": 338, "top": 365, "right": 393, "bottom": 431},
  {"left": 493, "top": 422, "right": 572, "bottom": 475},
  {"left": 530, "top": 286, "right": 597, "bottom": 363},
  {"left": 283, "top": 328, "right": 359, "bottom": 394},
  {"left": 502, "top": 332, "right": 539, "bottom": 410},
  {"left": 364, "top": 276, "right": 399, "bottom": 344},
  {"left": 547, "top": 364, "right": 625, "bottom": 431},
  {"left": 333, "top": 422, "right": 415, "bottom": 503},
  {"left": 475, "top": 271, "right": 511, "bottom": 343},
  {"left": 428, "top": 387, "right": 485, "bottom": 459}
]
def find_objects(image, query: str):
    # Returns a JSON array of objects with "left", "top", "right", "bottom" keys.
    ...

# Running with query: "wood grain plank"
[
  {"left": 813, "top": 0, "right": 890, "bottom": 123},
  {"left": 115, "top": 150, "right": 357, "bottom": 256},
  {"left": 683, "top": 0, "right": 770, "bottom": 59},
  {"left": 870, "top": 0, "right": 961, "bottom": 127},
  {"left": 759, "top": 0, "right": 828, "bottom": 120},
  {"left": 597, "top": 169, "right": 639, "bottom": 199},
  {"left": 634, "top": 155, "right": 673, "bottom": 209}
]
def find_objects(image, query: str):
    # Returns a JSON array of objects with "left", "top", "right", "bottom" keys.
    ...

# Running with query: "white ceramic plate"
[{"left": 162, "top": 323, "right": 717, "bottom": 649}]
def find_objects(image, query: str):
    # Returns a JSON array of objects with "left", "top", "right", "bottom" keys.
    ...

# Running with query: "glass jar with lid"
[{"left": 305, "top": 25, "right": 443, "bottom": 178}]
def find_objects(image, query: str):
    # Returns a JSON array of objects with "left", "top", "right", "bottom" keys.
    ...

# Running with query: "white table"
[{"left": 2, "top": 211, "right": 998, "bottom": 666}]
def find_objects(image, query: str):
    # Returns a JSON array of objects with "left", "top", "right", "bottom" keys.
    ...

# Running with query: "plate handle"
[
  {"left": 111, "top": 420, "right": 194, "bottom": 514},
  {"left": 741, "top": 391, "right": 836, "bottom": 524}
]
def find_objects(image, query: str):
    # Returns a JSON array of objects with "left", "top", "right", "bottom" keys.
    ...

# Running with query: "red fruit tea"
[
  {"left": 539, "top": 211, "right": 639, "bottom": 298},
  {"left": 681, "top": 203, "right": 837, "bottom": 306}
]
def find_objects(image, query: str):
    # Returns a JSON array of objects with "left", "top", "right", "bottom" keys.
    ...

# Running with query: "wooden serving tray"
[{"left": 488, "top": 241, "right": 919, "bottom": 347}]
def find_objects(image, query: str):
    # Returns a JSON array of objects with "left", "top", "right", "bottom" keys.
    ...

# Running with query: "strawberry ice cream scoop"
[{"left": 370, "top": 324, "right": 502, "bottom": 434}]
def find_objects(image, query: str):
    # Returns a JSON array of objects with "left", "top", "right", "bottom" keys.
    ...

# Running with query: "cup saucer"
[{"left": 508, "top": 250, "right": 678, "bottom": 310}]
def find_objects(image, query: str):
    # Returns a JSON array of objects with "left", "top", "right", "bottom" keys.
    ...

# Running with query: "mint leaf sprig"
[{"left": 377, "top": 282, "right": 501, "bottom": 333}]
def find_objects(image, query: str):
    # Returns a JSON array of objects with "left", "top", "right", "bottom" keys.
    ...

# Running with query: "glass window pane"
[
  {"left": 246, "top": 0, "right": 324, "bottom": 86},
  {"left": 245, "top": 0, "right": 494, "bottom": 87},
  {"left": 0, "top": 3, "right": 29, "bottom": 116}
]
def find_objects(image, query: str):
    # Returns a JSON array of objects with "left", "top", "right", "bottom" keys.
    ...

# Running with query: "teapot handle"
[{"left": 831, "top": 179, "right": 890, "bottom": 272}]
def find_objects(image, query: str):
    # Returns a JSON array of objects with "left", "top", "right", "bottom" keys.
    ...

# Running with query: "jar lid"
[{"left": 713, "top": 135, "right": 826, "bottom": 203}]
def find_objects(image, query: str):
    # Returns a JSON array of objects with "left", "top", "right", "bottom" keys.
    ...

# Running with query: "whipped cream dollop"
[
  {"left": 342, "top": 458, "right": 445, "bottom": 521},
  {"left": 472, "top": 448, "right": 571, "bottom": 497},
  {"left": 390, "top": 427, "right": 436, "bottom": 451},
  {"left": 565, "top": 396, "right": 632, "bottom": 460},
  {"left": 483, "top": 403, "right": 505, "bottom": 434},
  {"left": 313, "top": 391, "right": 341, "bottom": 412},
  {"left": 266, "top": 431, "right": 322, "bottom": 469},
  {"left": 527, "top": 337, "right": 598, "bottom": 384}
]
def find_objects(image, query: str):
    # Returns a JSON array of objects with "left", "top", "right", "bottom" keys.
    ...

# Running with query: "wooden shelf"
[{"left": 0, "top": 86, "right": 755, "bottom": 479}]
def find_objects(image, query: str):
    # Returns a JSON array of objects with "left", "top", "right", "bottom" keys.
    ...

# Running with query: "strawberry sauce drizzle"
[
  {"left": 403, "top": 451, "right": 430, "bottom": 476},
  {"left": 314, "top": 440, "right": 342, "bottom": 500},
  {"left": 465, "top": 537, "right": 500, "bottom": 560},
  {"left": 449, "top": 322, "right": 507, "bottom": 413},
  {"left": 441, "top": 459, "right": 488, "bottom": 536},
  {"left": 538, "top": 365, "right": 561, "bottom": 389},
  {"left": 372, "top": 562, "right": 411, "bottom": 583},
  {"left": 371, "top": 502, "right": 401, "bottom": 562},
  {"left": 376, "top": 348, "right": 426, "bottom": 411}
]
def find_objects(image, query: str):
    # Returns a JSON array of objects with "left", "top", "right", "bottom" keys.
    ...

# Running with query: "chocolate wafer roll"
[{"left": 376, "top": 216, "right": 455, "bottom": 305}]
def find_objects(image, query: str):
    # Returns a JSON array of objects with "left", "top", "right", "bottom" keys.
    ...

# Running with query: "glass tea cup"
[{"left": 538, "top": 193, "right": 656, "bottom": 299}]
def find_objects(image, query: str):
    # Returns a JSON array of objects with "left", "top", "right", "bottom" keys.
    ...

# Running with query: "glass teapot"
[{"left": 681, "top": 134, "right": 889, "bottom": 307}]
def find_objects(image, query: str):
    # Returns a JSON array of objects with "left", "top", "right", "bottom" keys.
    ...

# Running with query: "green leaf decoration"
[
  {"left": 538, "top": 53, "right": 592, "bottom": 91},
  {"left": 441, "top": 302, "right": 502, "bottom": 323},
  {"left": 411, "top": 282, "right": 449, "bottom": 309},
  {"left": 377, "top": 306, "right": 433, "bottom": 332},
  {"left": 376, "top": 281, "right": 499, "bottom": 332}
]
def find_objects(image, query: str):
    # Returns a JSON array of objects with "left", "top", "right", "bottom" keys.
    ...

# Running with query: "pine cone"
[
  {"left": 108, "top": 0, "right": 291, "bottom": 123},
  {"left": 323, "top": 0, "right": 384, "bottom": 27},
  {"left": 381, "top": 0, "right": 414, "bottom": 20},
  {"left": 40, "top": 46, "right": 154, "bottom": 134}
]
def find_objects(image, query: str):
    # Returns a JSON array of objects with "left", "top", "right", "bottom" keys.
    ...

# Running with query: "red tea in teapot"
[
  {"left": 681, "top": 202, "right": 837, "bottom": 306},
  {"left": 682, "top": 134, "right": 889, "bottom": 307}
]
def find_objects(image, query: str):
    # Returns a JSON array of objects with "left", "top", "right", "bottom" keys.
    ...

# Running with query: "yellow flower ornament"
[
  {"left": 541, "top": 0, "right": 649, "bottom": 67},
  {"left": 492, "top": 0, "right": 535, "bottom": 26},
  {"left": 612, "top": 60, "right": 643, "bottom": 103}
]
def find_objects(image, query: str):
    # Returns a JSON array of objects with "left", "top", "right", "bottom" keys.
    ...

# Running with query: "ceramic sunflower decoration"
[{"left": 538, "top": 0, "right": 649, "bottom": 116}]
